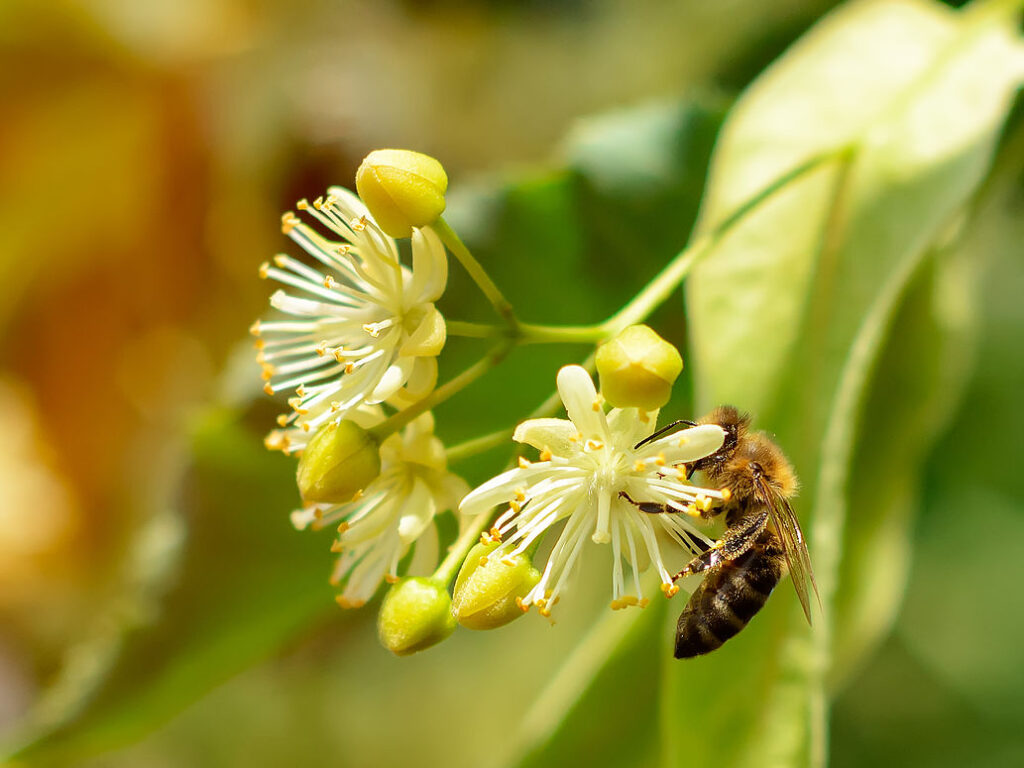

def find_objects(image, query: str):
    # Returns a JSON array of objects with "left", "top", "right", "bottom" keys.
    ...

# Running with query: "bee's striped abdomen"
[{"left": 673, "top": 531, "right": 785, "bottom": 659}]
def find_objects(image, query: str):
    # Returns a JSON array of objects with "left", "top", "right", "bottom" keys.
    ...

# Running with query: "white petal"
[
  {"left": 399, "top": 306, "right": 446, "bottom": 357},
  {"left": 513, "top": 418, "right": 579, "bottom": 455},
  {"left": 556, "top": 365, "right": 607, "bottom": 439},
  {"left": 407, "top": 521, "right": 439, "bottom": 576},
  {"left": 371, "top": 357, "right": 413, "bottom": 402},
  {"left": 643, "top": 424, "right": 725, "bottom": 464},
  {"left": 397, "top": 477, "right": 435, "bottom": 544},
  {"left": 410, "top": 226, "right": 448, "bottom": 303}
]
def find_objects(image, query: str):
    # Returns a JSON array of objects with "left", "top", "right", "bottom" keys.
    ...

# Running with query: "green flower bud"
[
  {"left": 355, "top": 149, "right": 448, "bottom": 238},
  {"left": 296, "top": 420, "right": 380, "bottom": 505},
  {"left": 596, "top": 324, "right": 683, "bottom": 410},
  {"left": 452, "top": 541, "right": 541, "bottom": 630},
  {"left": 377, "top": 577, "right": 456, "bottom": 656}
]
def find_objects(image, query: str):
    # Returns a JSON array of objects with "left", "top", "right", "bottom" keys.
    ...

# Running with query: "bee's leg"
[
  {"left": 671, "top": 510, "right": 769, "bottom": 582},
  {"left": 618, "top": 491, "right": 673, "bottom": 516}
]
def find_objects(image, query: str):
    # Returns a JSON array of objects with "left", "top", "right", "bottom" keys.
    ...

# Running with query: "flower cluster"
[
  {"left": 460, "top": 365, "right": 728, "bottom": 615},
  {"left": 254, "top": 186, "right": 448, "bottom": 455},
  {"left": 252, "top": 149, "right": 732, "bottom": 655}
]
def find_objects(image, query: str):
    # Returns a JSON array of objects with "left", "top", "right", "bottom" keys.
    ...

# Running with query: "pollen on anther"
[
  {"left": 281, "top": 212, "right": 300, "bottom": 233},
  {"left": 592, "top": 395, "right": 604, "bottom": 412},
  {"left": 352, "top": 216, "right": 367, "bottom": 232},
  {"left": 258, "top": 261, "right": 270, "bottom": 279},
  {"left": 263, "top": 383, "right": 275, "bottom": 395},
  {"left": 661, "top": 583, "right": 680, "bottom": 598},
  {"left": 510, "top": 500, "right": 521, "bottom": 513},
  {"left": 261, "top": 364, "right": 276, "bottom": 381},
  {"left": 345, "top": 363, "right": 355, "bottom": 374},
  {"left": 249, "top": 320, "right": 261, "bottom": 336},
  {"left": 384, "top": 573, "right": 399, "bottom": 584},
  {"left": 515, "top": 596, "right": 529, "bottom": 612},
  {"left": 337, "top": 521, "right": 350, "bottom": 533},
  {"left": 634, "top": 459, "right": 646, "bottom": 472},
  {"left": 655, "top": 452, "right": 666, "bottom": 467},
  {"left": 518, "top": 456, "right": 531, "bottom": 469},
  {"left": 323, "top": 275, "right": 337, "bottom": 289},
  {"left": 539, "top": 448, "right": 552, "bottom": 462},
  {"left": 501, "top": 556, "right": 516, "bottom": 567},
  {"left": 720, "top": 488, "right": 732, "bottom": 501},
  {"left": 296, "top": 199, "right": 309, "bottom": 210},
  {"left": 514, "top": 489, "right": 526, "bottom": 502},
  {"left": 276, "top": 414, "right": 288, "bottom": 427}
]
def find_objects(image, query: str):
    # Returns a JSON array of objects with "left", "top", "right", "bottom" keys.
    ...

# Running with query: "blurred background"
[{"left": 1, "top": 0, "right": 1021, "bottom": 766}]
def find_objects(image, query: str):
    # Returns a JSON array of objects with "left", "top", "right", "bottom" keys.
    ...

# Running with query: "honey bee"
[{"left": 623, "top": 405, "right": 819, "bottom": 658}]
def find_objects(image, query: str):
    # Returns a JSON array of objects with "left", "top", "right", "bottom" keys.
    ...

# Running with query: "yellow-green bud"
[
  {"left": 355, "top": 149, "right": 448, "bottom": 238},
  {"left": 296, "top": 420, "right": 380, "bottom": 505},
  {"left": 377, "top": 577, "right": 456, "bottom": 656},
  {"left": 451, "top": 541, "right": 541, "bottom": 630},
  {"left": 596, "top": 324, "right": 683, "bottom": 410}
]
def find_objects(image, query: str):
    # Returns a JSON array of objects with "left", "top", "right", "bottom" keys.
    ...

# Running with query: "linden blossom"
[
  {"left": 252, "top": 186, "right": 448, "bottom": 453},
  {"left": 290, "top": 413, "right": 469, "bottom": 609},
  {"left": 459, "top": 365, "right": 730, "bottom": 616}
]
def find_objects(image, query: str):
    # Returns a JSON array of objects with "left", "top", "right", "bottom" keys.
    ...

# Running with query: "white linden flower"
[
  {"left": 292, "top": 413, "right": 469, "bottom": 609},
  {"left": 253, "top": 186, "right": 448, "bottom": 453},
  {"left": 459, "top": 365, "right": 729, "bottom": 615}
]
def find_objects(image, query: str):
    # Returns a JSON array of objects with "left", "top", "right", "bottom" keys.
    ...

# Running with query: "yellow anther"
[
  {"left": 330, "top": 540, "right": 344, "bottom": 553},
  {"left": 518, "top": 456, "right": 531, "bottom": 469},
  {"left": 515, "top": 596, "right": 529, "bottom": 612},
  {"left": 323, "top": 275, "right": 337, "bottom": 289},
  {"left": 296, "top": 199, "right": 309, "bottom": 210},
  {"left": 258, "top": 261, "right": 270, "bottom": 279},
  {"left": 330, "top": 401, "right": 342, "bottom": 412},
  {"left": 261, "top": 363, "right": 276, "bottom": 381},
  {"left": 312, "top": 196, "right": 324, "bottom": 210},
  {"left": 345, "top": 363, "right": 355, "bottom": 374},
  {"left": 638, "top": 598, "right": 650, "bottom": 609},
  {"left": 514, "top": 489, "right": 527, "bottom": 502},
  {"left": 585, "top": 439, "right": 604, "bottom": 451},
  {"left": 324, "top": 194, "right": 338, "bottom": 208},
  {"left": 489, "top": 526, "right": 502, "bottom": 541},
  {"left": 384, "top": 573, "right": 399, "bottom": 584},
  {"left": 276, "top": 414, "right": 288, "bottom": 427},
  {"left": 263, "top": 383, "right": 275, "bottom": 395},
  {"left": 315, "top": 342, "right": 328, "bottom": 357},
  {"left": 249, "top": 320, "right": 261, "bottom": 336},
  {"left": 301, "top": 422, "right": 311, "bottom": 432},
  {"left": 479, "top": 556, "right": 489, "bottom": 567},
  {"left": 700, "top": 496, "right": 714, "bottom": 513},
  {"left": 592, "top": 395, "right": 604, "bottom": 412},
  {"left": 352, "top": 216, "right": 368, "bottom": 232},
  {"left": 720, "top": 488, "right": 732, "bottom": 501},
  {"left": 337, "top": 521, "right": 350, "bottom": 533},
  {"left": 655, "top": 452, "right": 666, "bottom": 467},
  {"left": 333, "top": 348, "right": 346, "bottom": 362},
  {"left": 510, "top": 500, "right": 522, "bottom": 513},
  {"left": 634, "top": 459, "right": 646, "bottom": 472},
  {"left": 676, "top": 435, "right": 688, "bottom": 446},
  {"left": 281, "top": 212, "right": 300, "bottom": 233},
  {"left": 539, "top": 606, "right": 552, "bottom": 618},
  {"left": 479, "top": 533, "right": 491, "bottom": 545},
  {"left": 539, "top": 448, "right": 553, "bottom": 462},
  {"left": 273, "top": 255, "right": 287, "bottom": 267},
  {"left": 501, "top": 556, "right": 516, "bottom": 567}
]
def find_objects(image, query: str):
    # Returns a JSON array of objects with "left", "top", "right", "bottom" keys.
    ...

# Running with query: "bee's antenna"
[{"left": 634, "top": 419, "right": 697, "bottom": 450}]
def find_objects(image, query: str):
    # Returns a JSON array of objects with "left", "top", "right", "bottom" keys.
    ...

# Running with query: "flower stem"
[
  {"left": 601, "top": 148, "right": 851, "bottom": 333},
  {"left": 434, "top": 513, "right": 493, "bottom": 586},
  {"left": 447, "top": 319, "right": 607, "bottom": 345},
  {"left": 433, "top": 218, "right": 519, "bottom": 331},
  {"left": 446, "top": 428, "right": 516, "bottom": 462},
  {"left": 370, "top": 342, "right": 512, "bottom": 440}
]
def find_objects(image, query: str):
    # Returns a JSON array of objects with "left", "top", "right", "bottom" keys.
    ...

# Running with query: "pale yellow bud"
[
  {"left": 596, "top": 325, "right": 683, "bottom": 410},
  {"left": 377, "top": 577, "right": 456, "bottom": 656},
  {"left": 452, "top": 542, "right": 541, "bottom": 630},
  {"left": 296, "top": 420, "right": 380, "bottom": 505},
  {"left": 355, "top": 149, "right": 448, "bottom": 238}
]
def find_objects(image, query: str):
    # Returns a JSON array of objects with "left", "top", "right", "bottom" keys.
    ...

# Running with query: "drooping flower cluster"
[
  {"left": 254, "top": 155, "right": 464, "bottom": 610},
  {"left": 459, "top": 365, "right": 729, "bottom": 614},
  {"left": 254, "top": 186, "right": 448, "bottom": 455}
]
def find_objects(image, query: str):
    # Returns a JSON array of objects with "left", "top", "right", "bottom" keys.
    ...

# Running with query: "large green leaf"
[{"left": 673, "top": 1, "right": 1023, "bottom": 766}]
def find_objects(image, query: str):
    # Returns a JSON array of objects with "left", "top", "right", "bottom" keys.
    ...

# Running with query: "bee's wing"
[{"left": 756, "top": 478, "right": 821, "bottom": 625}]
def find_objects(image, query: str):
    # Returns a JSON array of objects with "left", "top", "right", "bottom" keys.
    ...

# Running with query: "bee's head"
[{"left": 689, "top": 405, "right": 751, "bottom": 479}]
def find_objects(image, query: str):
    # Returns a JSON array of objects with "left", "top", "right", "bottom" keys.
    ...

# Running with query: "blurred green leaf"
[
  {"left": 674, "top": 0, "right": 1022, "bottom": 766},
  {"left": 8, "top": 411, "right": 336, "bottom": 764}
]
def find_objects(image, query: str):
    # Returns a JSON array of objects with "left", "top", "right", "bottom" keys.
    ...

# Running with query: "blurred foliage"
[{"left": 1, "top": 0, "right": 1022, "bottom": 767}]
